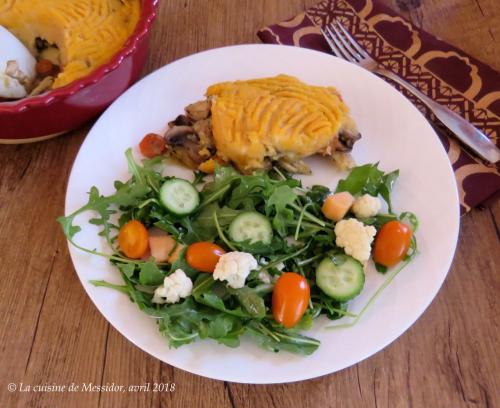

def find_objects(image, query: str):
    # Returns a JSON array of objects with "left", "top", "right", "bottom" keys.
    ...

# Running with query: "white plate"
[{"left": 65, "top": 44, "right": 459, "bottom": 384}]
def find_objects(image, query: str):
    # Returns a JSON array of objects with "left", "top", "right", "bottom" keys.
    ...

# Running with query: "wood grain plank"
[
  {"left": 143, "top": 0, "right": 317, "bottom": 71},
  {"left": 97, "top": 328, "right": 161, "bottom": 408},
  {"left": 0, "top": 129, "right": 110, "bottom": 408},
  {"left": 157, "top": 366, "right": 232, "bottom": 408},
  {"left": 388, "top": 0, "right": 500, "bottom": 70},
  {"left": 489, "top": 198, "right": 500, "bottom": 239}
]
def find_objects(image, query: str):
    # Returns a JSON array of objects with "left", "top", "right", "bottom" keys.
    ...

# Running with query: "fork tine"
[
  {"left": 323, "top": 26, "right": 356, "bottom": 62},
  {"left": 336, "top": 22, "right": 370, "bottom": 59},
  {"left": 320, "top": 27, "right": 345, "bottom": 59},
  {"left": 329, "top": 22, "right": 362, "bottom": 61}
]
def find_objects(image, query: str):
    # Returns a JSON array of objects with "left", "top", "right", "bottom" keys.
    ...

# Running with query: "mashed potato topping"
[
  {"left": 0, "top": 0, "right": 140, "bottom": 88},
  {"left": 206, "top": 75, "right": 355, "bottom": 172}
]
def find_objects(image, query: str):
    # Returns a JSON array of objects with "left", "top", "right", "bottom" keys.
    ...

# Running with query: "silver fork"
[{"left": 321, "top": 21, "right": 500, "bottom": 164}]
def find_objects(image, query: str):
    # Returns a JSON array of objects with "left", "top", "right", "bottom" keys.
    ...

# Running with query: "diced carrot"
[
  {"left": 198, "top": 158, "right": 216, "bottom": 174},
  {"left": 148, "top": 228, "right": 177, "bottom": 262},
  {"left": 321, "top": 192, "right": 355, "bottom": 222}
]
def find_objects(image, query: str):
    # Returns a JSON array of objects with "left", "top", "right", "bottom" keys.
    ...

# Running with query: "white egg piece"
[{"left": 0, "top": 25, "right": 36, "bottom": 99}]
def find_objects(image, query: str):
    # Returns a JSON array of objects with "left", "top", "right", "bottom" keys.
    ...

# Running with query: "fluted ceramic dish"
[{"left": 0, "top": 0, "right": 158, "bottom": 143}]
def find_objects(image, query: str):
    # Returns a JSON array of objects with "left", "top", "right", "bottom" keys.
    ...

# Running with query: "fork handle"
[{"left": 375, "top": 66, "right": 500, "bottom": 164}]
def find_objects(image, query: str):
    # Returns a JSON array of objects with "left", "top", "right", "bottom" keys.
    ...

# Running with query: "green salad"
[{"left": 58, "top": 149, "right": 418, "bottom": 355}]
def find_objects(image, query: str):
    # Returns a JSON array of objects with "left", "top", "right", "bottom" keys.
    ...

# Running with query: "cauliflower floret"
[
  {"left": 152, "top": 269, "right": 193, "bottom": 304},
  {"left": 213, "top": 251, "right": 258, "bottom": 289},
  {"left": 257, "top": 270, "right": 279, "bottom": 284},
  {"left": 351, "top": 194, "right": 381, "bottom": 219},
  {"left": 258, "top": 270, "right": 272, "bottom": 284},
  {"left": 334, "top": 218, "right": 376, "bottom": 263}
]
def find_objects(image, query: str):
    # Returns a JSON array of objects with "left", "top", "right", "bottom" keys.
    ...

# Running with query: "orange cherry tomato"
[
  {"left": 272, "top": 272, "right": 310, "bottom": 329},
  {"left": 373, "top": 220, "right": 412, "bottom": 267},
  {"left": 118, "top": 220, "right": 149, "bottom": 259},
  {"left": 186, "top": 242, "right": 225, "bottom": 273},
  {"left": 139, "top": 133, "right": 166, "bottom": 158}
]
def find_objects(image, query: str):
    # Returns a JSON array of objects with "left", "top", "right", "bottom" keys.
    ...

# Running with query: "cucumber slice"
[
  {"left": 159, "top": 178, "right": 200, "bottom": 215},
  {"left": 229, "top": 211, "right": 273, "bottom": 244},
  {"left": 316, "top": 255, "right": 365, "bottom": 301}
]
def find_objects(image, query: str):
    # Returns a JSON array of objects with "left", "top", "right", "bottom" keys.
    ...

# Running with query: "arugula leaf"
[
  {"left": 375, "top": 263, "right": 388, "bottom": 274},
  {"left": 399, "top": 211, "right": 419, "bottom": 232},
  {"left": 231, "top": 287, "right": 266, "bottom": 318},
  {"left": 265, "top": 185, "right": 298, "bottom": 214},
  {"left": 234, "top": 236, "right": 285, "bottom": 255},
  {"left": 195, "top": 292, "right": 250, "bottom": 318},
  {"left": 154, "top": 218, "right": 183, "bottom": 238},
  {"left": 155, "top": 298, "right": 204, "bottom": 347},
  {"left": 207, "top": 315, "right": 235, "bottom": 338},
  {"left": 246, "top": 321, "right": 320, "bottom": 355},
  {"left": 206, "top": 315, "right": 244, "bottom": 347},
  {"left": 125, "top": 148, "right": 164, "bottom": 192},
  {"left": 336, "top": 163, "right": 399, "bottom": 212},
  {"left": 89, "top": 280, "right": 129, "bottom": 294},
  {"left": 190, "top": 204, "right": 241, "bottom": 242},
  {"left": 306, "top": 185, "right": 330, "bottom": 205},
  {"left": 198, "top": 184, "right": 231, "bottom": 210},
  {"left": 310, "top": 292, "right": 353, "bottom": 320},
  {"left": 379, "top": 170, "right": 399, "bottom": 212},
  {"left": 227, "top": 175, "right": 268, "bottom": 209},
  {"left": 361, "top": 213, "right": 398, "bottom": 229},
  {"left": 336, "top": 163, "right": 380, "bottom": 195},
  {"left": 192, "top": 275, "right": 250, "bottom": 317},
  {"left": 118, "top": 263, "right": 136, "bottom": 279},
  {"left": 202, "top": 166, "right": 240, "bottom": 195},
  {"left": 265, "top": 185, "right": 298, "bottom": 236},
  {"left": 155, "top": 298, "right": 246, "bottom": 348},
  {"left": 139, "top": 261, "right": 165, "bottom": 286},
  {"left": 294, "top": 311, "right": 314, "bottom": 331}
]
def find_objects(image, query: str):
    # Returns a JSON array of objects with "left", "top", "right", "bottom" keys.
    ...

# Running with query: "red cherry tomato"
[
  {"left": 186, "top": 242, "right": 225, "bottom": 272},
  {"left": 118, "top": 220, "right": 149, "bottom": 259},
  {"left": 272, "top": 272, "right": 310, "bottom": 328},
  {"left": 373, "top": 220, "right": 412, "bottom": 267},
  {"left": 139, "top": 133, "right": 166, "bottom": 158}
]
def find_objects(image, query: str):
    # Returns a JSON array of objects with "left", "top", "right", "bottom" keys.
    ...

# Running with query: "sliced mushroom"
[
  {"left": 337, "top": 129, "right": 361, "bottom": 152},
  {"left": 164, "top": 125, "right": 206, "bottom": 168},
  {"left": 185, "top": 99, "right": 211, "bottom": 121},
  {"left": 164, "top": 125, "right": 197, "bottom": 145},
  {"left": 168, "top": 114, "right": 192, "bottom": 128}
]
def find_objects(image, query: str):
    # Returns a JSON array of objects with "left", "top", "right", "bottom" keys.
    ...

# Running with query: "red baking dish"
[{"left": 0, "top": 0, "right": 159, "bottom": 143}]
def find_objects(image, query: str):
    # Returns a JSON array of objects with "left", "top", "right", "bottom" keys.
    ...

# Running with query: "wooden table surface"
[{"left": 1, "top": 1, "right": 499, "bottom": 407}]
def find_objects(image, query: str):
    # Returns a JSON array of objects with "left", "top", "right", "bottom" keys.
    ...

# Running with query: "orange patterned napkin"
[{"left": 257, "top": 0, "right": 500, "bottom": 214}]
